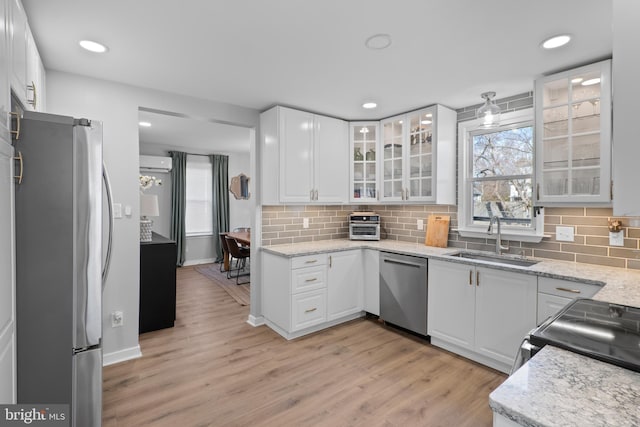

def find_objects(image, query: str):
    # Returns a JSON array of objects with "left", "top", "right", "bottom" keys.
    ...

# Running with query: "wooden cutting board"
[{"left": 425, "top": 215, "right": 450, "bottom": 248}]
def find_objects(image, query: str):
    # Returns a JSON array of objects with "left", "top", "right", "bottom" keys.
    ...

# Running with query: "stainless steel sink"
[{"left": 449, "top": 252, "right": 540, "bottom": 267}]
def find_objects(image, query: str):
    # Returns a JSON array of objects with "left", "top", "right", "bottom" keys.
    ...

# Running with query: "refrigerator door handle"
[{"left": 102, "top": 164, "right": 114, "bottom": 287}]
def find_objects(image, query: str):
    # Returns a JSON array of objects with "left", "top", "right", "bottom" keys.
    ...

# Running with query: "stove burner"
[{"left": 530, "top": 298, "right": 640, "bottom": 372}]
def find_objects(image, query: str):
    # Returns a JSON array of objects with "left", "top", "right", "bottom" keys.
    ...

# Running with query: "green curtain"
[
  {"left": 170, "top": 151, "right": 187, "bottom": 266},
  {"left": 210, "top": 154, "right": 229, "bottom": 262}
]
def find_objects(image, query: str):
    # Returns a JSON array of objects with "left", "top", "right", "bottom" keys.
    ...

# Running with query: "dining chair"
[
  {"left": 219, "top": 233, "right": 234, "bottom": 277},
  {"left": 224, "top": 236, "right": 250, "bottom": 285}
]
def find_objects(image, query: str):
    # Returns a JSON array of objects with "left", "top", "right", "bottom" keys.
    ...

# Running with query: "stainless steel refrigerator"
[{"left": 14, "top": 111, "right": 113, "bottom": 427}]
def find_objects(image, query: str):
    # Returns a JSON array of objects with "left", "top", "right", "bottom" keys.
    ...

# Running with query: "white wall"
[
  {"left": 229, "top": 152, "right": 251, "bottom": 230},
  {"left": 46, "top": 71, "right": 260, "bottom": 364}
]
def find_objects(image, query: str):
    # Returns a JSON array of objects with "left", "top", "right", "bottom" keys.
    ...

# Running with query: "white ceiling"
[
  {"left": 138, "top": 110, "right": 251, "bottom": 154},
  {"left": 23, "top": 0, "right": 612, "bottom": 120}
]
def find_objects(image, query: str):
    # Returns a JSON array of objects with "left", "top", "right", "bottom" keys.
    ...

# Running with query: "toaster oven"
[{"left": 349, "top": 212, "right": 380, "bottom": 241}]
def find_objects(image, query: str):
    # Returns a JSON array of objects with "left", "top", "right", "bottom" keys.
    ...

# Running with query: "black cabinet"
[{"left": 139, "top": 233, "right": 177, "bottom": 333}]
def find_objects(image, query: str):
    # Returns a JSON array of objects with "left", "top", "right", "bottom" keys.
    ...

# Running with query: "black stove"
[{"left": 530, "top": 298, "right": 640, "bottom": 372}]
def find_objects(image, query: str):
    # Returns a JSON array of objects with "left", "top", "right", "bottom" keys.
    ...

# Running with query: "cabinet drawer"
[
  {"left": 538, "top": 277, "right": 601, "bottom": 298},
  {"left": 537, "top": 292, "right": 572, "bottom": 325},
  {"left": 291, "top": 290, "right": 326, "bottom": 331},
  {"left": 292, "top": 254, "right": 327, "bottom": 269},
  {"left": 291, "top": 266, "right": 326, "bottom": 294}
]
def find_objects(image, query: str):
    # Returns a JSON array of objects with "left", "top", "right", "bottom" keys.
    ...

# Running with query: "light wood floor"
[{"left": 103, "top": 266, "right": 507, "bottom": 427}]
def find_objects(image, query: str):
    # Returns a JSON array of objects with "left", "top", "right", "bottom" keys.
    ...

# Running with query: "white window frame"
[
  {"left": 185, "top": 155, "right": 213, "bottom": 237},
  {"left": 457, "top": 108, "right": 544, "bottom": 243}
]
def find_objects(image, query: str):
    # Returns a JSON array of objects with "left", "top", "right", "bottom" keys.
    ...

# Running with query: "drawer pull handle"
[
  {"left": 305, "top": 278, "right": 317, "bottom": 283},
  {"left": 305, "top": 260, "right": 318, "bottom": 264},
  {"left": 469, "top": 270, "right": 473, "bottom": 286},
  {"left": 10, "top": 112, "right": 20, "bottom": 140},
  {"left": 305, "top": 307, "right": 317, "bottom": 313},
  {"left": 556, "top": 287, "right": 581, "bottom": 294},
  {"left": 14, "top": 151, "right": 24, "bottom": 184},
  {"left": 476, "top": 271, "right": 480, "bottom": 287}
]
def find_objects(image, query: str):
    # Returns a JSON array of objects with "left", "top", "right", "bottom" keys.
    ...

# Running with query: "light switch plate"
[
  {"left": 113, "top": 203, "right": 122, "bottom": 219},
  {"left": 303, "top": 218, "right": 309, "bottom": 229},
  {"left": 556, "top": 226, "right": 575, "bottom": 242},
  {"left": 124, "top": 205, "right": 132, "bottom": 217},
  {"left": 417, "top": 219, "right": 424, "bottom": 230}
]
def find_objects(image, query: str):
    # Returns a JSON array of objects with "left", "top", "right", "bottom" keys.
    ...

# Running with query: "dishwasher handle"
[{"left": 382, "top": 258, "right": 424, "bottom": 268}]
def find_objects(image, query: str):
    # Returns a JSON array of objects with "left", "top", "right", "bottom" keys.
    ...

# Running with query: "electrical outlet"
[
  {"left": 303, "top": 218, "right": 309, "bottom": 229},
  {"left": 111, "top": 311, "right": 123, "bottom": 328},
  {"left": 417, "top": 219, "right": 424, "bottom": 230},
  {"left": 556, "top": 226, "right": 574, "bottom": 242},
  {"left": 609, "top": 231, "right": 624, "bottom": 247}
]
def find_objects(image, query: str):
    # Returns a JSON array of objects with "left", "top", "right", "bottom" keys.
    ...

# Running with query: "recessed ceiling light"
[
  {"left": 365, "top": 34, "right": 392, "bottom": 50},
  {"left": 421, "top": 120, "right": 432, "bottom": 125},
  {"left": 362, "top": 102, "right": 377, "bottom": 109},
  {"left": 571, "top": 77, "right": 584, "bottom": 84},
  {"left": 425, "top": 113, "right": 433, "bottom": 118},
  {"left": 79, "top": 40, "right": 109, "bottom": 53},
  {"left": 541, "top": 34, "right": 571, "bottom": 49},
  {"left": 138, "top": 121, "right": 152, "bottom": 127},
  {"left": 581, "top": 78, "right": 601, "bottom": 86}
]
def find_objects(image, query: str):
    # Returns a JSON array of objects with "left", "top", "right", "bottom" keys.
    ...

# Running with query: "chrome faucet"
[{"left": 487, "top": 216, "right": 509, "bottom": 255}]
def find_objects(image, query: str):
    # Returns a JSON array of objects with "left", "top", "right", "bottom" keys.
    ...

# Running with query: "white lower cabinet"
[
  {"left": 363, "top": 249, "right": 380, "bottom": 315},
  {"left": 428, "top": 259, "right": 537, "bottom": 374},
  {"left": 537, "top": 277, "right": 600, "bottom": 325},
  {"left": 292, "top": 289, "right": 326, "bottom": 331},
  {"left": 0, "top": 140, "right": 16, "bottom": 403},
  {"left": 327, "top": 250, "right": 363, "bottom": 321},
  {"left": 262, "top": 250, "right": 364, "bottom": 339}
]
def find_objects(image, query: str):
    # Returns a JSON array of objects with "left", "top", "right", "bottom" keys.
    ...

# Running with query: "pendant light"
[{"left": 477, "top": 92, "right": 501, "bottom": 128}]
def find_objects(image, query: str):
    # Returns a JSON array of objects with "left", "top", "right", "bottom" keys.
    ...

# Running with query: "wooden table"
[{"left": 222, "top": 231, "right": 250, "bottom": 271}]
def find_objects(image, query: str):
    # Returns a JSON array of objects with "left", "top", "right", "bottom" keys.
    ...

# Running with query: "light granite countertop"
[
  {"left": 489, "top": 346, "right": 640, "bottom": 427},
  {"left": 262, "top": 238, "right": 640, "bottom": 307}
]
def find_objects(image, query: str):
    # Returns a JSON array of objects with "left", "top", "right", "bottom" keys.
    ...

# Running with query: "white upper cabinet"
[
  {"left": 380, "top": 104, "right": 456, "bottom": 204},
  {"left": 278, "top": 107, "right": 314, "bottom": 203},
  {"left": 612, "top": 1, "right": 640, "bottom": 216},
  {"left": 25, "top": 23, "right": 44, "bottom": 111},
  {"left": 261, "top": 106, "right": 348, "bottom": 204},
  {"left": 8, "top": 0, "right": 26, "bottom": 106},
  {"left": 535, "top": 60, "right": 612, "bottom": 205},
  {"left": 349, "top": 122, "right": 379, "bottom": 203},
  {"left": 0, "top": 0, "right": 10, "bottom": 139},
  {"left": 314, "top": 114, "right": 349, "bottom": 203},
  {"left": 7, "top": 0, "right": 45, "bottom": 112}
]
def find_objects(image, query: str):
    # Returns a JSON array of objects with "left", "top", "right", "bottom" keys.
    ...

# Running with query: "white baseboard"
[
  {"left": 183, "top": 258, "right": 217, "bottom": 266},
  {"left": 247, "top": 314, "right": 265, "bottom": 327},
  {"left": 102, "top": 345, "right": 142, "bottom": 367}
]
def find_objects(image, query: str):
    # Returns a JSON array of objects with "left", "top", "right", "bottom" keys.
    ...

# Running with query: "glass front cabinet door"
[
  {"left": 535, "top": 60, "right": 612, "bottom": 205},
  {"left": 350, "top": 122, "right": 379, "bottom": 202},
  {"left": 380, "top": 105, "right": 456, "bottom": 203}
]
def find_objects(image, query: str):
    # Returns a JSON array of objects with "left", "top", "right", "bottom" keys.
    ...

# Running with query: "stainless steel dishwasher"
[{"left": 379, "top": 251, "right": 428, "bottom": 336}]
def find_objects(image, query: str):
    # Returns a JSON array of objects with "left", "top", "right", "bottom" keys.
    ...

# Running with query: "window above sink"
[{"left": 457, "top": 108, "right": 544, "bottom": 243}]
